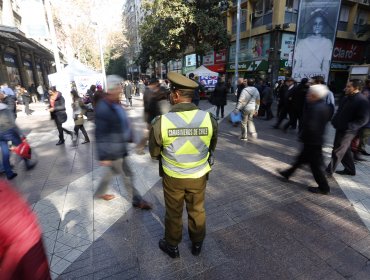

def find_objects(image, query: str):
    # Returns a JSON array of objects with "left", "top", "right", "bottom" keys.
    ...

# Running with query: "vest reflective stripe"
[{"left": 161, "top": 109, "right": 213, "bottom": 178}]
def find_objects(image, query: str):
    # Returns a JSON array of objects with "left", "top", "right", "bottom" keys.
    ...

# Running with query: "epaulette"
[{"left": 151, "top": 115, "right": 161, "bottom": 125}]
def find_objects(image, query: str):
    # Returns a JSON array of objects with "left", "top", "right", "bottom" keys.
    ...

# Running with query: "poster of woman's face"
[{"left": 292, "top": 0, "right": 342, "bottom": 82}]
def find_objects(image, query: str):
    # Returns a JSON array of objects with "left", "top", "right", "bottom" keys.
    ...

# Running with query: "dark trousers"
[
  {"left": 327, "top": 130, "right": 356, "bottom": 175},
  {"left": 54, "top": 119, "right": 71, "bottom": 141},
  {"left": 265, "top": 102, "right": 273, "bottom": 119},
  {"left": 74, "top": 125, "right": 89, "bottom": 141},
  {"left": 274, "top": 106, "right": 288, "bottom": 128},
  {"left": 24, "top": 100, "right": 31, "bottom": 115},
  {"left": 283, "top": 110, "right": 298, "bottom": 130},
  {"left": 216, "top": 105, "right": 224, "bottom": 118},
  {"left": 284, "top": 144, "right": 330, "bottom": 191},
  {"left": 163, "top": 173, "right": 207, "bottom": 246}
]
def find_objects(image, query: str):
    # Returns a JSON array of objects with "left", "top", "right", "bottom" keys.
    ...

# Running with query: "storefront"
[
  {"left": 3, "top": 52, "right": 21, "bottom": 87},
  {"left": 0, "top": 26, "right": 54, "bottom": 88},
  {"left": 329, "top": 39, "right": 366, "bottom": 96}
]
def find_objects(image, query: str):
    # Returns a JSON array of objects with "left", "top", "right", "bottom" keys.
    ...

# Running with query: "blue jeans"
[{"left": 0, "top": 128, "right": 31, "bottom": 177}]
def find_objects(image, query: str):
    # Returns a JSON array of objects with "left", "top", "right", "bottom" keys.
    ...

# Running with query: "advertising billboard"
[{"left": 292, "top": 0, "right": 342, "bottom": 82}]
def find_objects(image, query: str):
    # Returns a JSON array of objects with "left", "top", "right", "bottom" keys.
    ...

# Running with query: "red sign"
[
  {"left": 207, "top": 64, "right": 226, "bottom": 72},
  {"left": 214, "top": 49, "right": 227, "bottom": 64},
  {"left": 332, "top": 40, "right": 365, "bottom": 63}
]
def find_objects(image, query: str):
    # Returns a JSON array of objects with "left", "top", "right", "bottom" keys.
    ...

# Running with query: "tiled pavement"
[{"left": 7, "top": 96, "right": 370, "bottom": 279}]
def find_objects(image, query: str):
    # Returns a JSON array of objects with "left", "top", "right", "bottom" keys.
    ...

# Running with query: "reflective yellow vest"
[{"left": 161, "top": 109, "right": 213, "bottom": 178}]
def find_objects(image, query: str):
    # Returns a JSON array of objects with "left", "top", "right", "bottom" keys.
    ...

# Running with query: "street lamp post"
[
  {"left": 91, "top": 21, "right": 107, "bottom": 90},
  {"left": 234, "top": 0, "right": 241, "bottom": 93}
]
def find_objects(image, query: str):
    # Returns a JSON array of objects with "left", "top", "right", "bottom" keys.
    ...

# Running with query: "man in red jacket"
[{"left": 0, "top": 180, "right": 50, "bottom": 280}]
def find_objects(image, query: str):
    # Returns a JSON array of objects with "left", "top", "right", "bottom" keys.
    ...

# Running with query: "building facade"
[
  {"left": 0, "top": 0, "right": 55, "bottom": 88},
  {"left": 226, "top": 0, "right": 369, "bottom": 93}
]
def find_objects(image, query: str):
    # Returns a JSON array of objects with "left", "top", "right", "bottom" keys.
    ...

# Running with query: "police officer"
[{"left": 149, "top": 72, "right": 218, "bottom": 258}]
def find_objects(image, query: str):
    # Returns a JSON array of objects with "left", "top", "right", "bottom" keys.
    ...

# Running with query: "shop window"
[{"left": 338, "top": 5, "right": 350, "bottom": 31}]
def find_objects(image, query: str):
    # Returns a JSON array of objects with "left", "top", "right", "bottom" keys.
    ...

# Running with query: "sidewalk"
[{"left": 8, "top": 97, "right": 370, "bottom": 279}]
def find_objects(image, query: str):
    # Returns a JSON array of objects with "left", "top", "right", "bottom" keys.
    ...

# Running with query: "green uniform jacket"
[{"left": 149, "top": 102, "right": 218, "bottom": 177}]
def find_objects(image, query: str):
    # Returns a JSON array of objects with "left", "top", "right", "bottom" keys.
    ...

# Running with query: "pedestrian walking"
[
  {"left": 358, "top": 80, "right": 370, "bottom": 156},
  {"left": 273, "top": 78, "right": 295, "bottom": 129},
  {"left": 28, "top": 84, "right": 38, "bottom": 103},
  {"left": 188, "top": 73, "right": 202, "bottom": 106},
  {"left": 94, "top": 75, "right": 152, "bottom": 210},
  {"left": 71, "top": 90, "right": 90, "bottom": 145},
  {"left": 37, "top": 84, "right": 45, "bottom": 103},
  {"left": 124, "top": 80, "right": 133, "bottom": 107},
  {"left": 20, "top": 87, "right": 32, "bottom": 115},
  {"left": 234, "top": 78, "right": 260, "bottom": 141},
  {"left": 326, "top": 79, "right": 369, "bottom": 176},
  {"left": 49, "top": 87, "right": 73, "bottom": 145},
  {"left": 149, "top": 72, "right": 218, "bottom": 258},
  {"left": 212, "top": 76, "right": 228, "bottom": 120},
  {"left": 261, "top": 82, "right": 274, "bottom": 120},
  {"left": 136, "top": 77, "right": 170, "bottom": 155},
  {"left": 0, "top": 93, "right": 36, "bottom": 180},
  {"left": 278, "top": 84, "right": 332, "bottom": 194}
]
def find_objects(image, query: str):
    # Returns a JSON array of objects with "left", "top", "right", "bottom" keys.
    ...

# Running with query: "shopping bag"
[
  {"left": 12, "top": 140, "right": 32, "bottom": 159},
  {"left": 230, "top": 111, "right": 242, "bottom": 123}
]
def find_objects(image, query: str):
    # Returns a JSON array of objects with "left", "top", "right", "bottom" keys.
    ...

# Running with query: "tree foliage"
[{"left": 138, "top": 0, "right": 229, "bottom": 67}]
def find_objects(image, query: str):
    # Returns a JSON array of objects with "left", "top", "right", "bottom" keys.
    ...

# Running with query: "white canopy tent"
[{"left": 185, "top": 65, "right": 219, "bottom": 77}]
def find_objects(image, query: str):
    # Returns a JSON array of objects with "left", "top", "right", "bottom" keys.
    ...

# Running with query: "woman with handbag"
[
  {"left": 49, "top": 87, "right": 73, "bottom": 145},
  {"left": 71, "top": 90, "right": 90, "bottom": 145}
]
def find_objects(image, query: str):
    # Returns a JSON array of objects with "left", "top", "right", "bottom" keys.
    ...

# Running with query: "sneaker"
[
  {"left": 133, "top": 200, "right": 152, "bottom": 210},
  {"left": 7, "top": 173, "right": 18, "bottom": 180},
  {"left": 278, "top": 170, "right": 290, "bottom": 180},
  {"left": 97, "top": 194, "right": 116, "bottom": 201},
  {"left": 240, "top": 137, "right": 248, "bottom": 141}
]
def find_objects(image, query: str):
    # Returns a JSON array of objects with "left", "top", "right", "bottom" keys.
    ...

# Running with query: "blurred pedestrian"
[
  {"left": 273, "top": 77, "right": 295, "bottom": 129},
  {"left": 235, "top": 77, "right": 245, "bottom": 103},
  {"left": 358, "top": 80, "right": 370, "bottom": 156},
  {"left": 0, "top": 93, "right": 36, "bottom": 180},
  {"left": 71, "top": 90, "right": 90, "bottom": 145},
  {"left": 188, "top": 73, "right": 202, "bottom": 106},
  {"left": 326, "top": 79, "right": 369, "bottom": 176},
  {"left": 0, "top": 180, "right": 50, "bottom": 280},
  {"left": 49, "top": 87, "right": 73, "bottom": 145},
  {"left": 94, "top": 75, "right": 152, "bottom": 209},
  {"left": 37, "top": 84, "right": 44, "bottom": 103},
  {"left": 234, "top": 78, "right": 260, "bottom": 141},
  {"left": 261, "top": 82, "right": 274, "bottom": 120},
  {"left": 149, "top": 72, "right": 218, "bottom": 258},
  {"left": 28, "top": 84, "right": 38, "bottom": 103},
  {"left": 20, "top": 87, "right": 32, "bottom": 115},
  {"left": 212, "top": 76, "right": 228, "bottom": 120},
  {"left": 278, "top": 84, "right": 332, "bottom": 194},
  {"left": 124, "top": 80, "right": 133, "bottom": 107}
]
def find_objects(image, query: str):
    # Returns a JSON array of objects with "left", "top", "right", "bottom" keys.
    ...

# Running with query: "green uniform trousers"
[{"left": 163, "top": 173, "right": 207, "bottom": 246}]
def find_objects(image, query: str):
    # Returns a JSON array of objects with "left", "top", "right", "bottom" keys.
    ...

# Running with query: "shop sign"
[
  {"left": 214, "top": 49, "right": 226, "bottom": 64},
  {"left": 280, "top": 33, "right": 295, "bottom": 60},
  {"left": 227, "top": 62, "right": 250, "bottom": 71},
  {"left": 203, "top": 51, "right": 214, "bottom": 66},
  {"left": 330, "top": 63, "right": 350, "bottom": 70},
  {"left": 185, "top": 54, "right": 196, "bottom": 67},
  {"left": 332, "top": 40, "right": 365, "bottom": 63}
]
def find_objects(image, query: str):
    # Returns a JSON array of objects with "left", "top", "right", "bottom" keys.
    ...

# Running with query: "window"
[
  {"left": 231, "top": 10, "right": 247, "bottom": 34},
  {"left": 252, "top": 0, "right": 273, "bottom": 28},
  {"left": 338, "top": 5, "right": 350, "bottom": 31},
  {"left": 285, "top": 0, "right": 299, "bottom": 12},
  {"left": 354, "top": 9, "right": 368, "bottom": 33}
]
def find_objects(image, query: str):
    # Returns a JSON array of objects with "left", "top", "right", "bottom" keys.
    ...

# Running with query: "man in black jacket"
[
  {"left": 278, "top": 84, "right": 332, "bottom": 194},
  {"left": 326, "top": 79, "right": 370, "bottom": 176}
]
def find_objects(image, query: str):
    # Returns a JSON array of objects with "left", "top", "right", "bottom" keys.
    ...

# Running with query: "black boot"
[
  {"left": 56, "top": 139, "right": 65, "bottom": 145},
  {"left": 159, "top": 239, "right": 179, "bottom": 258},
  {"left": 191, "top": 241, "right": 203, "bottom": 256}
]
